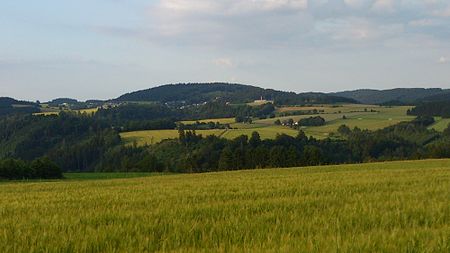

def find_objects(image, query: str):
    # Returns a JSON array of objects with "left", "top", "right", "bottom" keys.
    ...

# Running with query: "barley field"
[{"left": 1, "top": 159, "right": 449, "bottom": 252}]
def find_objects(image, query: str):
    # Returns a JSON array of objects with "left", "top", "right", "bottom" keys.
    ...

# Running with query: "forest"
[
  {"left": 408, "top": 101, "right": 450, "bottom": 118},
  {"left": 1, "top": 106, "right": 449, "bottom": 175},
  {"left": 117, "top": 83, "right": 357, "bottom": 105}
]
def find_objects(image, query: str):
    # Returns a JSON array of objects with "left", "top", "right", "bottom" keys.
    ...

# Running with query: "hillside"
[
  {"left": 0, "top": 97, "right": 39, "bottom": 116},
  {"left": 116, "top": 83, "right": 356, "bottom": 105},
  {"left": 332, "top": 88, "right": 449, "bottom": 104},
  {"left": 1, "top": 159, "right": 449, "bottom": 252}
]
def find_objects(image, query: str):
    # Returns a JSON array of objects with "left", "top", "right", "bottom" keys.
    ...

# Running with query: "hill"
[
  {"left": 116, "top": 83, "right": 357, "bottom": 105},
  {"left": 332, "top": 88, "right": 449, "bottom": 104},
  {"left": 1, "top": 159, "right": 449, "bottom": 252},
  {"left": 0, "top": 97, "right": 40, "bottom": 116},
  {"left": 422, "top": 91, "right": 450, "bottom": 102}
]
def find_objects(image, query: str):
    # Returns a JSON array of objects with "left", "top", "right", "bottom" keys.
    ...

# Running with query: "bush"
[{"left": 298, "top": 116, "right": 326, "bottom": 127}]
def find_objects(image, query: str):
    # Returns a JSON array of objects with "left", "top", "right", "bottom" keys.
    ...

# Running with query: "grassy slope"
[
  {"left": 429, "top": 117, "right": 450, "bottom": 132},
  {"left": 34, "top": 108, "right": 99, "bottom": 116},
  {"left": 120, "top": 129, "right": 228, "bottom": 146},
  {"left": 0, "top": 159, "right": 449, "bottom": 252},
  {"left": 121, "top": 105, "right": 414, "bottom": 145}
]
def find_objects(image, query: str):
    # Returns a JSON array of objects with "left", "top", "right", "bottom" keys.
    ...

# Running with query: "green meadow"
[
  {"left": 121, "top": 104, "right": 415, "bottom": 145},
  {"left": 429, "top": 117, "right": 450, "bottom": 132},
  {"left": 0, "top": 159, "right": 449, "bottom": 252}
]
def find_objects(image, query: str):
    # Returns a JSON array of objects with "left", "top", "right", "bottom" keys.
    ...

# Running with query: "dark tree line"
[
  {"left": 0, "top": 157, "right": 62, "bottom": 180},
  {"left": 408, "top": 101, "right": 450, "bottom": 118},
  {"left": 178, "top": 121, "right": 231, "bottom": 130},
  {"left": 298, "top": 116, "right": 326, "bottom": 126},
  {"left": 141, "top": 119, "right": 450, "bottom": 173}
]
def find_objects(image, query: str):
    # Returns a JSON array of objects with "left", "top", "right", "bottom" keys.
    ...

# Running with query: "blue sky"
[{"left": 1, "top": 0, "right": 449, "bottom": 101}]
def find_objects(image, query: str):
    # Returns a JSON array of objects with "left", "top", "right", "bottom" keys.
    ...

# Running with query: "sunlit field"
[
  {"left": 34, "top": 107, "right": 99, "bottom": 116},
  {"left": 0, "top": 159, "right": 449, "bottom": 252},
  {"left": 120, "top": 129, "right": 227, "bottom": 146},
  {"left": 429, "top": 117, "right": 450, "bottom": 132},
  {"left": 121, "top": 104, "right": 414, "bottom": 145}
]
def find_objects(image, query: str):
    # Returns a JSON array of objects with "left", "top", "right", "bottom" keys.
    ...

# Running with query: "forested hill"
[
  {"left": 0, "top": 97, "right": 39, "bottom": 116},
  {"left": 332, "top": 88, "right": 450, "bottom": 105},
  {"left": 116, "top": 83, "right": 356, "bottom": 105}
]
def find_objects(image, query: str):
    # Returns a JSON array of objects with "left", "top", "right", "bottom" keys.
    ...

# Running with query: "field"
[
  {"left": 34, "top": 107, "right": 99, "bottom": 116},
  {"left": 429, "top": 117, "right": 450, "bottom": 132},
  {"left": 0, "top": 159, "right": 449, "bottom": 252},
  {"left": 121, "top": 104, "right": 414, "bottom": 145},
  {"left": 120, "top": 129, "right": 228, "bottom": 146}
]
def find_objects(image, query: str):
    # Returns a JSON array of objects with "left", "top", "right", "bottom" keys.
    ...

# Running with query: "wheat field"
[{"left": 1, "top": 159, "right": 449, "bottom": 252}]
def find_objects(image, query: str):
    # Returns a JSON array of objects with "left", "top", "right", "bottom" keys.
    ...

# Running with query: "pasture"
[
  {"left": 120, "top": 129, "right": 227, "bottom": 146},
  {"left": 121, "top": 104, "right": 414, "bottom": 145},
  {"left": 0, "top": 159, "right": 449, "bottom": 252},
  {"left": 34, "top": 107, "right": 99, "bottom": 116},
  {"left": 180, "top": 118, "right": 236, "bottom": 125},
  {"left": 430, "top": 117, "right": 450, "bottom": 132}
]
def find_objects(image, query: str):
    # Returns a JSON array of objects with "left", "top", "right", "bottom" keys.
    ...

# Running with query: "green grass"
[
  {"left": 120, "top": 127, "right": 298, "bottom": 146},
  {"left": 34, "top": 107, "right": 98, "bottom": 116},
  {"left": 429, "top": 117, "right": 450, "bottom": 132},
  {"left": 259, "top": 105, "right": 414, "bottom": 139},
  {"left": 0, "top": 159, "right": 449, "bottom": 252},
  {"left": 221, "top": 126, "right": 299, "bottom": 139},
  {"left": 120, "top": 129, "right": 228, "bottom": 146},
  {"left": 121, "top": 105, "right": 414, "bottom": 145}
]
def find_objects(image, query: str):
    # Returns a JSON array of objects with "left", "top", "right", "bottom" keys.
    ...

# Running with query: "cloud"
[
  {"left": 92, "top": 0, "right": 450, "bottom": 51},
  {"left": 155, "top": 0, "right": 308, "bottom": 15},
  {"left": 344, "top": 0, "right": 366, "bottom": 8},
  {"left": 438, "top": 56, "right": 448, "bottom": 64},
  {"left": 371, "top": 0, "right": 395, "bottom": 12},
  {"left": 213, "top": 57, "right": 234, "bottom": 67},
  {"left": 408, "top": 19, "right": 438, "bottom": 27},
  {"left": 432, "top": 7, "right": 450, "bottom": 17},
  {"left": 315, "top": 17, "right": 404, "bottom": 44}
]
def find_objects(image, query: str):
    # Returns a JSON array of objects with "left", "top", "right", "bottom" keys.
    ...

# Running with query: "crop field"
[
  {"left": 0, "top": 159, "right": 449, "bottom": 252},
  {"left": 121, "top": 104, "right": 414, "bottom": 145}
]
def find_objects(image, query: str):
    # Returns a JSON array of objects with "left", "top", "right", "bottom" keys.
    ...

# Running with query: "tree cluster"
[{"left": 0, "top": 157, "right": 62, "bottom": 180}]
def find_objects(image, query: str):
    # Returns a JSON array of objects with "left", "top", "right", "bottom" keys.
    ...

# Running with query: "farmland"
[
  {"left": 34, "top": 107, "right": 99, "bottom": 116},
  {"left": 430, "top": 117, "right": 450, "bottom": 132},
  {"left": 121, "top": 104, "right": 415, "bottom": 145},
  {"left": 0, "top": 159, "right": 449, "bottom": 252}
]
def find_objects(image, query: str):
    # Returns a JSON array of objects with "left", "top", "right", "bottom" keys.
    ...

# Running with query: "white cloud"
[
  {"left": 344, "top": 0, "right": 367, "bottom": 8},
  {"left": 213, "top": 57, "right": 235, "bottom": 67},
  {"left": 409, "top": 19, "right": 437, "bottom": 27},
  {"left": 432, "top": 7, "right": 450, "bottom": 17},
  {"left": 93, "top": 0, "right": 450, "bottom": 51},
  {"left": 154, "top": 0, "right": 308, "bottom": 16},
  {"left": 372, "top": 0, "right": 395, "bottom": 12},
  {"left": 315, "top": 17, "right": 403, "bottom": 43},
  {"left": 438, "top": 56, "right": 448, "bottom": 64}
]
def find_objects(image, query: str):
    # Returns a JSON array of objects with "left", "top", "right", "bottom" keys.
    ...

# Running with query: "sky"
[{"left": 1, "top": 0, "right": 450, "bottom": 101}]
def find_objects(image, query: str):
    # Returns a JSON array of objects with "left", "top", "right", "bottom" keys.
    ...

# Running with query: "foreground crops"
[{"left": 1, "top": 160, "right": 449, "bottom": 252}]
